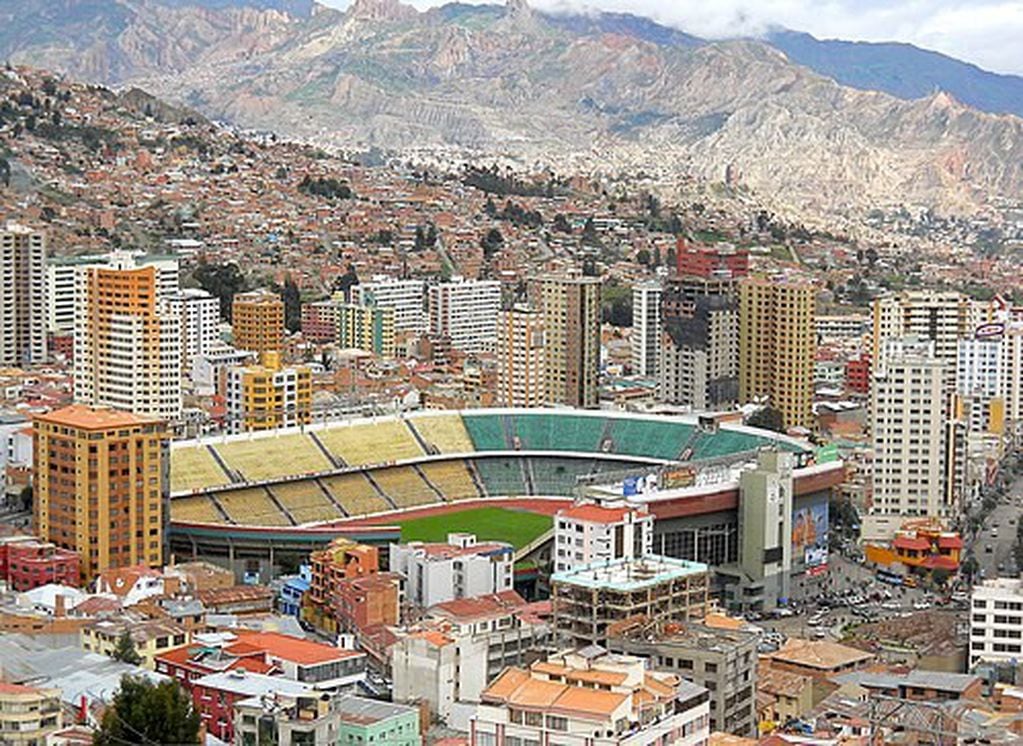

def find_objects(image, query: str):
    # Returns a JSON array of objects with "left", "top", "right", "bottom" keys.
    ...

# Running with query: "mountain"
[
  {"left": 768, "top": 30, "right": 1023, "bottom": 120},
  {"left": 1, "top": 0, "right": 1022, "bottom": 216}
]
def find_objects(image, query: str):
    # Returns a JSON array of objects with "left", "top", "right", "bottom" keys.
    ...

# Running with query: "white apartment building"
[
  {"left": 970, "top": 578, "right": 1023, "bottom": 667},
  {"left": 471, "top": 649, "right": 710, "bottom": 746},
  {"left": 0, "top": 224, "right": 47, "bottom": 366},
  {"left": 553, "top": 500, "right": 654, "bottom": 574},
  {"left": 166, "top": 289, "right": 221, "bottom": 372},
  {"left": 388, "top": 533, "right": 514, "bottom": 608},
  {"left": 866, "top": 336, "right": 949, "bottom": 540},
  {"left": 428, "top": 277, "right": 501, "bottom": 353},
  {"left": 355, "top": 276, "right": 426, "bottom": 333},
  {"left": 957, "top": 336, "right": 1004, "bottom": 435},
  {"left": 631, "top": 282, "right": 662, "bottom": 377},
  {"left": 495, "top": 306, "right": 545, "bottom": 407},
  {"left": 815, "top": 313, "right": 870, "bottom": 340}
]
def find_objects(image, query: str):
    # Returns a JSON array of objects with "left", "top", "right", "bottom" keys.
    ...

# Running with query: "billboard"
[
  {"left": 662, "top": 467, "right": 697, "bottom": 489},
  {"left": 792, "top": 501, "right": 828, "bottom": 567}
]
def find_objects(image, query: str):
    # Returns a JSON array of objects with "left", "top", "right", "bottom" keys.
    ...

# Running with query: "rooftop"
[
  {"left": 227, "top": 630, "right": 364, "bottom": 666},
  {"left": 838, "top": 669, "right": 981, "bottom": 694},
  {"left": 34, "top": 404, "right": 161, "bottom": 431},
  {"left": 551, "top": 554, "right": 708, "bottom": 591},
  {"left": 194, "top": 669, "right": 315, "bottom": 698},
  {"left": 767, "top": 638, "right": 874, "bottom": 672},
  {"left": 558, "top": 503, "right": 637, "bottom": 525},
  {"left": 335, "top": 694, "right": 417, "bottom": 726}
]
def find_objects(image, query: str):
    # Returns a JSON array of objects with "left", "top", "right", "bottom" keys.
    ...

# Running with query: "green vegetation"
[
  {"left": 747, "top": 406, "right": 786, "bottom": 433},
  {"left": 192, "top": 260, "right": 248, "bottom": 320},
  {"left": 396, "top": 506, "right": 551, "bottom": 549},
  {"left": 298, "top": 175, "right": 353, "bottom": 200},
  {"left": 112, "top": 630, "right": 141, "bottom": 665},
  {"left": 94, "top": 676, "right": 200, "bottom": 746}
]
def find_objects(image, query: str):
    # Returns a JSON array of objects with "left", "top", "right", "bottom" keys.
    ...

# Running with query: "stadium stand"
[
  {"left": 320, "top": 473, "right": 392, "bottom": 517},
  {"left": 316, "top": 420, "right": 424, "bottom": 466},
  {"left": 608, "top": 418, "right": 694, "bottom": 460},
  {"left": 412, "top": 415, "right": 474, "bottom": 453},
  {"left": 510, "top": 414, "right": 605, "bottom": 452},
  {"left": 688, "top": 429, "right": 768, "bottom": 460},
  {"left": 170, "top": 446, "right": 233, "bottom": 493},
  {"left": 214, "top": 435, "right": 332, "bottom": 482},
  {"left": 371, "top": 466, "right": 441, "bottom": 509},
  {"left": 419, "top": 460, "right": 481, "bottom": 501},
  {"left": 462, "top": 414, "right": 509, "bottom": 451},
  {"left": 170, "top": 495, "right": 225, "bottom": 524},
  {"left": 216, "top": 487, "right": 291, "bottom": 526},
  {"left": 528, "top": 457, "right": 639, "bottom": 495},
  {"left": 473, "top": 457, "right": 529, "bottom": 496},
  {"left": 270, "top": 480, "right": 340, "bottom": 524}
]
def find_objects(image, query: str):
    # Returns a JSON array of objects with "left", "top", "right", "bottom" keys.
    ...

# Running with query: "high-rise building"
[
  {"left": 866, "top": 337, "right": 951, "bottom": 540},
  {"left": 165, "top": 289, "right": 221, "bottom": 372},
  {"left": 970, "top": 578, "right": 1023, "bottom": 667},
  {"left": 232, "top": 289, "right": 284, "bottom": 355},
  {"left": 495, "top": 305, "right": 545, "bottom": 407},
  {"left": 428, "top": 278, "right": 501, "bottom": 353},
  {"left": 73, "top": 263, "right": 182, "bottom": 419},
  {"left": 738, "top": 275, "right": 816, "bottom": 429},
  {"left": 0, "top": 224, "right": 47, "bottom": 366},
  {"left": 957, "top": 336, "right": 1005, "bottom": 436},
  {"left": 33, "top": 404, "right": 169, "bottom": 582},
  {"left": 338, "top": 302, "right": 396, "bottom": 358},
  {"left": 48, "top": 251, "right": 179, "bottom": 335},
  {"left": 871, "top": 290, "right": 992, "bottom": 365},
  {"left": 355, "top": 276, "right": 425, "bottom": 333},
  {"left": 675, "top": 240, "right": 749, "bottom": 279},
  {"left": 659, "top": 276, "right": 739, "bottom": 410},
  {"left": 301, "top": 300, "right": 340, "bottom": 344},
  {"left": 224, "top": 351, "right": 312, "bottom": 433},
  {"left": 631, "top": 282, "right": 662, "bottom": 377},
  {"left": 533, "top": 275, "right": 601, "bottom": 409}
]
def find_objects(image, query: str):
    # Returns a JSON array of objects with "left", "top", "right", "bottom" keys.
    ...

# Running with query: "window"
[{"left": 547, "top": 716, "right": 568, "bottom": 731}]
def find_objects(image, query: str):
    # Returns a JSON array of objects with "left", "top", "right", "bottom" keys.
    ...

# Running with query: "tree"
[
  {"left": 192, "top": 260, "right": 247, "bottom": 320},
  {"left": 111, "top": 630, "right": 141, "bottom": 665},
  {"left": 332, "top": 264, "right": 359, "bottom": 298},
  {"left": 18, "top": 485, "right": 31, "bottom": 513},
  {"left": 931, "top": 568, "right": 951, "bottom": 588},
  {"left": 94, "top": 676, "right": 200, "bottom": 746},
  {"left": 480, "top": 227, "right": 504, "bottom": 258},
  {"left": 636, "top": 249, "right": 651, "bottom": 266},
  {"left": 0, "top": 157, "right": 10, "bottom": 188},
  {"left": 747, "top": 406, "right": 786, "bottom": 433},
  {"left": 281, "top": 275, "right": 301, "bottom": 333}
]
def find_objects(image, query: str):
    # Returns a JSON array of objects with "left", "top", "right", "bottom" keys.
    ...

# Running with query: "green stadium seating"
[
  {"left": 316, "top": 420, "right": 424, "bottom": 466},
  {"left": 509, "top": 414, "right": 605, "bottom": 452},
  {"left": 216, "top": 487, "right": 291, "bottom": 526},
  {"left": 170, "top": 495, "right": 224, "bottom": 524},
  {"left": 214, "top": 435, "right": 332, "bottom": 482},
  {"left": 371, "top": 466, "right": 440, "bottom": 509},
  {"left": 170, "top": 446, "right": 233, "bottom": 493},
  {"left": 473, "top": 457, "right": 528, "bottom": 496},
  {"left": 608, "top": 418, "right": 694, "bottom": 460},
  {"left": 270, "top": 481, "right": 339, "bottom": 524},
  {"left": 688, "top": 429, "right": 767, "bottom": 460},
  {"left": 320, "top": 473, "right": 392, "bottom": 517},
  {"left": 462, "top": 415, "right": 509, "bottom": 451},
  {"left": 419, "top": 461, "right": 480, "bottom": 501}
]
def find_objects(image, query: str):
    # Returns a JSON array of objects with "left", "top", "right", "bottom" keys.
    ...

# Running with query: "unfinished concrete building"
[{"left": 550, "top": 555, "right": 710, "bottom": 648}]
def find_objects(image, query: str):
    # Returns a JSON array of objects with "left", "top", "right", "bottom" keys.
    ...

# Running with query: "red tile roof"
[
  {"left": 559, "top": 504, "right": 632, "bottom": 524},
  {"left": 229, "top": 630, "right": 363, "bottom": 666}
]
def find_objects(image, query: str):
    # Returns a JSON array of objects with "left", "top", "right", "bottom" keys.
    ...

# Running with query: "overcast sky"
[{"left": 323, "top": 0, "right": 1023, "bottom": 75}]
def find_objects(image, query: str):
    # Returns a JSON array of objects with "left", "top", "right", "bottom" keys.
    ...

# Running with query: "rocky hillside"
[{"left": 3, "top": 0, "right": 1023, "bottom": 215}]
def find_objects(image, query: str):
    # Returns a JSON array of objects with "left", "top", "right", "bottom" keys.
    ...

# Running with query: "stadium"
[{"left": 167, "top": 409, "right": 844, "bottom": 583}]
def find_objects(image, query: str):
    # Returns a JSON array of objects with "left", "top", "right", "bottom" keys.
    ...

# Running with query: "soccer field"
[{"left": 396, "top": 506, "right": 553, "bottom": 549}]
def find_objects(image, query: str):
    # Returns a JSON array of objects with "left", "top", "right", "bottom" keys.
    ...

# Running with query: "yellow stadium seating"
[
  {"left": 320, "top": 473, "right": 392, "bottom": 517},
  {"left": 170, "top": 495, "right": 223, "bottom": 524},
  {"left": 419, "top": 460, "right": 480, "bottom": 501},
  {"left": 315, "top": 420, "right": 424, "bottom": 466},
  {"left": 270, "top": 481, "right": 339, "bottom": 525},
  {"left": 170, "top": 446, "right": 232, "bottom": 494},
  {"left": 216, "top": 487, "right": 291, "bottom": 526},
  {"left": 371, "top": 466, "right": 439, "bottom": 509},
  {"left": 412, "top": 415, "right": 474, "bottom": 453},
  {"left": 214, "top": 434, "right": 332, "bottom": 482}
]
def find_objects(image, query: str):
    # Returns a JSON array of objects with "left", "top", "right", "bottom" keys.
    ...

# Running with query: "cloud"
[{"left": 320, "top": 0, "right": 1023, "bottom": 75}]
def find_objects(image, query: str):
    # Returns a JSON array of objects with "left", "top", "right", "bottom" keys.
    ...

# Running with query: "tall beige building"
[
  {"left": 496, "top": 305, "right": 545, "bottom": 407},
  {"left": 866, "top": 336, "right": 953, "bottom": 540},
  {"left": 738, "top": 275, "right": 816, "bottom": 429},
  {"left": 0, "top": 224, "right": 47, "bottom": 366},
  {"left": 533, "top": 275, "right": 601, "bottom": 409},
  {"left": 872, "top": 290, "right": 994, "bottom": 364},
  {"left": 73, "top": 263, "right": 182, "bottom": 420}
]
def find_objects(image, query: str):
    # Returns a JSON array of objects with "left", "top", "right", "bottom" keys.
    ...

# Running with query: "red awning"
[
  {"left": 893, "top": 535, "right": 931, "bottom": 551},
  {"left": 937, "top": 535, "right": 964, "bottom": 549},
  {"left": 920, "top": 555, "right": 959, "bottom": 570}
]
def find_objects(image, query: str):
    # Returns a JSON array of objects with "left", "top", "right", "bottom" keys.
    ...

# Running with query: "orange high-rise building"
[
  {"left": 33, "top": 405, "right": 169, "bottom": 583},
  {"left": 73, "top": 262, "right": 182, "bottom": 419},
  {"left": 232, "top": 290, "right": 284, "bottom": 355}
]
